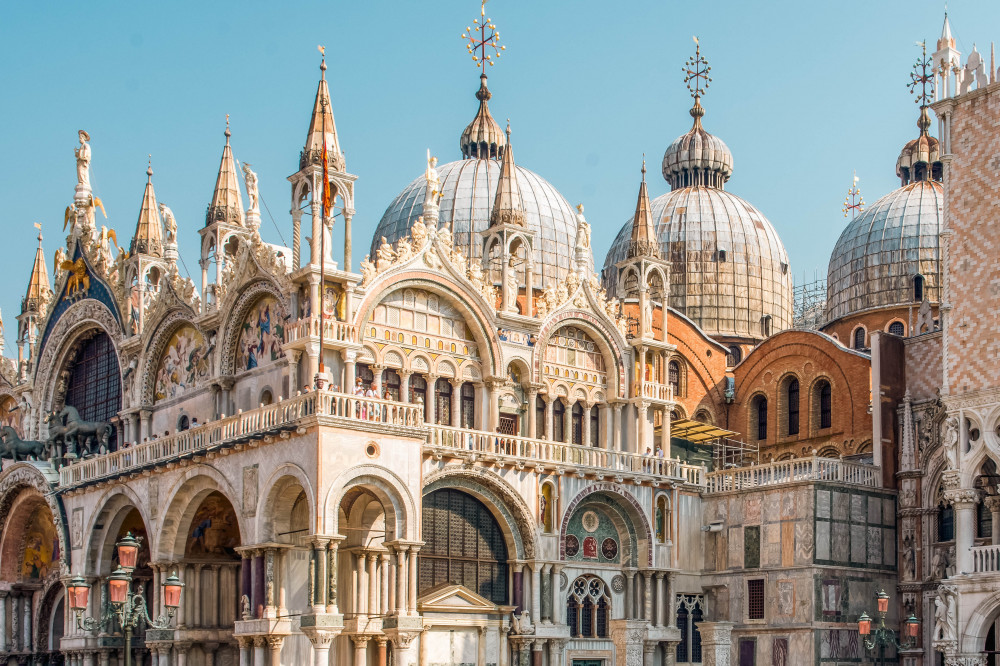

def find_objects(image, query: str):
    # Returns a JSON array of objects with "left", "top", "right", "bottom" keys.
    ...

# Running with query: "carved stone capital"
[
  {"left": 984, "top": 496, "right": 1000, "bottom": 512},
  {"left": 943, "top": 488, "right": 981, "bottom": 507}
]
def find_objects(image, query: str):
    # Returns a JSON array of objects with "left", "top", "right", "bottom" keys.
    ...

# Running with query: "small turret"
[{"left": 488, "top": 122, "right": 524, "bottom": 228}]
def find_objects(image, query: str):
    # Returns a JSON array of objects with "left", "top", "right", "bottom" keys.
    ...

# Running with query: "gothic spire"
[
  {"left": 24, "top": 231, "right": 50, "bottom": 310},
  {"left": 627, "top": 159, "right": 660, "bottom": 259},
  {"left": 302, "top": 51, "right": 344, "bottom": 171},
  {"left": 489, "top": 121, "right": 524, "bottom": 227},
  {"left": 206, "top": 118, "right": 245, "bottom": 227},
  {"left": 132, "top": 162, "right": 164, "bottom": 256}
]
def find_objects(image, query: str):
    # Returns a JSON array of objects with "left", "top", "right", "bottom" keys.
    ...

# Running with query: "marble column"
[
  {"left": 238, "top": 637, "right": 252, "bottom": 666},
  {"left": 0, "top": 591, "right": 7, "bottom": 651},
  {"left": 380, "top": 552, "right": 391, "bottom": 616},
  {"left": 375, "top": 637, "right": 388, "bottom": 666},
  {"left": 368, "top": 552, "right": 379, "bottom": 615},
  {"left": 22, "top": 593, "right": 31, "bottom": 652},
  {"left": 624, "top": 570, "right": 635, "bottom": 619},
  {"left": 399, "top": 370, "right": 412, "bottom": 403},
  {"left": 544, "top": 396, "right": 554, "bottom": 441},
  {"left": 408, "top": 546, "right": 420, "bottom": 615},
  {"left": 175, "top": 642, "right": 191, "bottom": 666},
  {"left": 986, "top": 495, "right": 1000, "bottom": 545},
  {"left": 253, "top": 636, "right": 267, "bottom": 666},
  {"left": 267, "top": 636, "right": 283, "bottom": 666},
  {"left": 643, "top": 641, "right": 656, "bottom": 666},
  {"left": 426, "top": 375, "right": 439, "bottom": 424},
  {"left": 550, "top": 564, "right": 562, "bottom": 625},
  {"left": 477, "top": 627, "right": 488, "bottom": 665},
  {"left": 643, "top": 571, "right": 653, "bottom": 622},
  {"left": 583, "top": 403, "right": 593, "bottom": 446},
  {"left": 613, "top": 402, "right": 623, "bottom": 451},
  {"left": 531, "top": 562, "right": 541, "bottom": 623},
  {"left": 327, "top": 539, "right": 341, "bottom": 614},
  {"left": 527, "top": 387, "right": 538, "bottom": 438},
  {"left": 357, "top": 550, "right": 368, "bottom": 616},
  {"left": 946, "top": 488, "right": 980, "bottom": 575},
  {"left": 305, "top": 632, "right": 335, "bottom": 666},
  {"left": 395, "top": 545, "right": 408, "bottom": 614},
  {"left": 697, "top": 621, "right": 735, "bottom": 666},
  {"left": 563, "top": 399, "right": 572, "bottom": 444},
  {"left": 352, "top": 635, "right": 369, "bottom": 666},
  {"left": 531, "top": 639, "right": 544, "bottom": 666},
  {"left": 450, "top": 378, "right": 463, "bottom": 427}
]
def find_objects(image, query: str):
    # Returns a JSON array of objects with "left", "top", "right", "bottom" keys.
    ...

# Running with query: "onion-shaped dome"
[
  {"left": 661, "top": 101, "right": 734, "bottom": 189},
  {"left": 372, "top": 159, "right": 578, "bottom": 289},
  {"left": 604, "top": 89, "right": 792, "bottom": 341},
  {"left": 896, "top": 107, "right": 942, "bottom": 185},
  {"left": 604, "top": 187, "right": 792, "bottom": 340},
  {"left": 826, "top": 109, "right": 944, "bottom": 322},
  {"left": 460, "top": 74, "right": 507, "bottom": 160}
]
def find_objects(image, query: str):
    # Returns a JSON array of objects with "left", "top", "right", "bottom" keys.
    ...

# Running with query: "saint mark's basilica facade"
[{"left": 2, "top": 10, "right": 1000, "bottom": 666}]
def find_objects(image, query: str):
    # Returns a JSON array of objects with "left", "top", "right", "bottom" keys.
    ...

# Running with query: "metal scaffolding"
[{"left": 793, "top": 273, "right": 827, "bottom": 330}]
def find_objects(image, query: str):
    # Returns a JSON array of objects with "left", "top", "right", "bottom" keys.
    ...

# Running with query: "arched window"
[
  {"left": 535, "top": 396, "right": 546, "bottom": 439},
  {"left": 938, "top": 498, "right": 955, "bottom": 542},
  {"left": 914, "top": 274, "right": 924, "bottom": 302},
  {"left": 355, "top": 363, "right": 374, "bottom": 393},
  {"left": 655, "top": 495, "right": 670, "bottom": 543},
  {"left": 460, "top": 382, "right": 476, "bottom": 429},
  {"left": 754, "top": 396, "right": 768, "bottom": 441},
  {"left": 553, "top": 400, "right": 566, "bottom": 442},
  {"left": 382, "top": 369, "right": 401, "bottom": 401},
  {"left": 818, "top": 381, "right": 832, "bottom": 429},
  {"left": 668, "top": 361, "right": 681, "bottom": 395},
  {"left": 677, "top": 595, "right": 705, "bottom": 663},
  {"left": 178, "top": 415, "right": 190, "bottom": 432},
  {"left": 409, "top": 375, "right": 428, "bottom": 420},
  {"left": 567, "top": 576, "right": 611, "bottom": 638},
  {"left": 761, "top": 315, "right": 773, "bottom": 338},
  {"left": 572, "top": 402, "right": 583, "bottom": 445},
  {"left": 540, "top": 482, "right": 554, "bottom": 533},
  {"left": 64, "top": 331, "right": 121, "bottom": 451},
  {"left": 435, "top": 378, "right": 452, "bottom": 426},
  {"left": 853, "top": 327, "right": 866, "bottom": 350},
  {"left": 726, "top": 345, "right": 742, "bottom": 366},
  {"left": 259, "top": 389, "right": 273, "bottom": 406},
  {"left": 787, "top": 379, "right": 799, "bottom": 436},
  {"left": 888, "top": 321, "right": 905, "bottom": 337},
  {"left": 420, "top": 489, "right": 509, "bottom": 604}
]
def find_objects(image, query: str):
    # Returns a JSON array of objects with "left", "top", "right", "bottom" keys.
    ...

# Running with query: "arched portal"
[
  {"left": 420, "top": 488, "right": 509, "bottom": 604},
  {"left": 55, "top": 329, "right": 122, "bottom": 453}
]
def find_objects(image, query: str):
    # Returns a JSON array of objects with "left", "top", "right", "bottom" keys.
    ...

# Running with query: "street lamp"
[
  {"left": 66, "top": 532, "right": 183, "bottom": 666},
  {"left": 857, "top": 589, "right": 920, "bottom": 666}
]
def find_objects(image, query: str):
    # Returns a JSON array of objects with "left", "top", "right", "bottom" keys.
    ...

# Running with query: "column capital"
[
  {"left": 984, "top": 495, "right": 1000, "bottom": 512},
  {"left": 943, "top": 488, "right": 981, "bottom": 507},
  {"left": 265, "top": 636, "right": 284, "bottom": 649},
  {"left": 350, "top": 634, "right": 371, "bottom": 648}
]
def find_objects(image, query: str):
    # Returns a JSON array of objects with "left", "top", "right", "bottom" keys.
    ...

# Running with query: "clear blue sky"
[{"left": 1, "top": 1, "right": 995, "bottom": 353}]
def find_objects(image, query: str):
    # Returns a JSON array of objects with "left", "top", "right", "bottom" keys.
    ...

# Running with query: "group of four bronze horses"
[{"left": 0, "top": 405, "right": 111, "bottom": 461}]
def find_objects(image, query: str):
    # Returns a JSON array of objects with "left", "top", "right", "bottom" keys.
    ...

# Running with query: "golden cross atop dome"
[
  {"left": 462, "top": 0, "right": 505, "bottom": 74},
  {"left": 843, "top": 171, "right": 865, "bottom": 219},
  {"left": 909, "top": 40, "right": 935, "bottom": 108},
  {"left": 683, "top": 36, "right": 712, "bottom": 100}
]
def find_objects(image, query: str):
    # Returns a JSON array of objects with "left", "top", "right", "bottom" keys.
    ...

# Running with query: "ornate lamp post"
[
  {"left": 66, "top": 532, "right": 183, "bottom": 666},
  {"left": 857, "top": 589, "right": 920, "bottom": 666}
]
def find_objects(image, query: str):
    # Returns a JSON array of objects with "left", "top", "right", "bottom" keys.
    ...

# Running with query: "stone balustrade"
[{"left": 704, "top": 456, "right": 880, "bottom": 493}]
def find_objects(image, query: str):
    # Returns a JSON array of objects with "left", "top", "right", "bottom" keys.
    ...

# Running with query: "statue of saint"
[
  {"left": 241, "top": 163, "right": 260, "bottom": 215},
  {"left": 425, "top": 150, "right": 442, "bottom": 207},
  {"left": 575, "top": 204, "right": 591, "bottom": 250},
  {"left": 159, "top": 203, "right": 178, "bottom": 243},
  {"left": 75, "top": 130, "right": 92, "bottom": 191}
]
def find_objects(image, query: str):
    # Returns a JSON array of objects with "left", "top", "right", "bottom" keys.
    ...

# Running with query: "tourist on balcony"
[{"left": 366, "top": 382, "right": 379, "bottom": 421}]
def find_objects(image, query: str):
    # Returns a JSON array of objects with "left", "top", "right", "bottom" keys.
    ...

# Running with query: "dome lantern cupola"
[
  {"left": 897, "top": 45, "right": 942, "bottom": 186},
  {"left": 661, "top": 40, "right": 733, "bottom": 190},
  {"left": 460, "top": 74, "right": 507, "bottom": 160}
]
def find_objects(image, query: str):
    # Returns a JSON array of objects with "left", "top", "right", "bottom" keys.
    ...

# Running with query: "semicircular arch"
[
  {"left": 559, "top": 484, "right": 653, "bottom": 567},
  {"left": 323, "top": 464, "right": 416, "bottom": 541}
]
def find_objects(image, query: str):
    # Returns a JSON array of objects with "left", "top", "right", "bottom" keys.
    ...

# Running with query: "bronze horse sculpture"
[
  {"left": 0, "top": 426, "right": 46, "bottom": 461},
  {"left": 47, "top": 405, "right": 111, "bottom": 458}
]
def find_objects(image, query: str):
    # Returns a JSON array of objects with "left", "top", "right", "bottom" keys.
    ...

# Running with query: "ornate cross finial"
[
  {"left": 462, "top": 0, "right": 505, "bottom": 74},
  {"left": 843, "top": 171, "right": 864, "bottom": 219},
  {"left": 683, "top": 36, "right": 712, "bottom": 101},
  {"left": 909, "top": 40, "right": 935, "bottom": 108}
]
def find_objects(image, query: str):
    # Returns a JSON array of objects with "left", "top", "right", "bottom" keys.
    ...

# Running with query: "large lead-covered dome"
[
  {"left": 372, "top": 159, "right": 578, "bottom": 288},
  {"left": 603, "top": 94, "right": 793, "bottom": 341},
  {"left": 825, "top": 108, "right": 943, "bottom": 323},
  {"left": 371, "top": 76, "right": 579, "bottom": 289}
]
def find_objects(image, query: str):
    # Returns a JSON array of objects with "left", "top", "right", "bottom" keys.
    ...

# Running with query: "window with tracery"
[
  {"left": 668, "top": 361, "right": 681, "bottom": 395},
  {"left": 435, "top": 378, "right": 452, "bottom": 426},
  {"left": 553, "top": 400, "right": 566, "bottom": 442},
  {"left": 567, "top": 576, "right": 610, "bottom": 638},
  {"left": 64, "top": 331, "right": 121, "bottom": 451},
  {"left": 544, "top": 327, "right": 606, "bottom": 385},
  {"left": 786, "top": 378, "right": 799, "bottom": 436},
  {"left": 420, "top": 489, "right": 508, "bottom": 604},
  {"left": 676, "top": 594, "right": 704, "bottom": 663},
  {"left": 460, "top": 383, "right": 476, "bottom": 429},
  {"left": 572, "top": 403, "right": 583, "bottom": 445}
]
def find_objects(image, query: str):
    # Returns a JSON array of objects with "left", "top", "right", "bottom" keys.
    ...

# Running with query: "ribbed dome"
[
  {"left": 661, "top": 102, "right": 733, "bottom": 190},
  {"left": 826, "top": 180, "right": 942, "bottom": 322},
  {"left": 371, "top": 159, "right": 578, "bottom": 289},
  {"left": 603, "top": 187, "right": 793, "bottom": 340}
]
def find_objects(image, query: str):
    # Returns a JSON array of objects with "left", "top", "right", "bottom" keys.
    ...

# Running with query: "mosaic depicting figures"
[
  {"left": 154, "top": 325, "right": 212, "bottom": 402},
  {"left": 0, "top": 396, "right": 21, "bottom": 437},
  {"left": 236, "top": 297, "right": 285, "bottom": 372},
  {"left": 185, "top": 491, "right": 240, "bottom": 558},
  {"left": 21, "top": 507, "right": 58, "bottom": 580}
]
